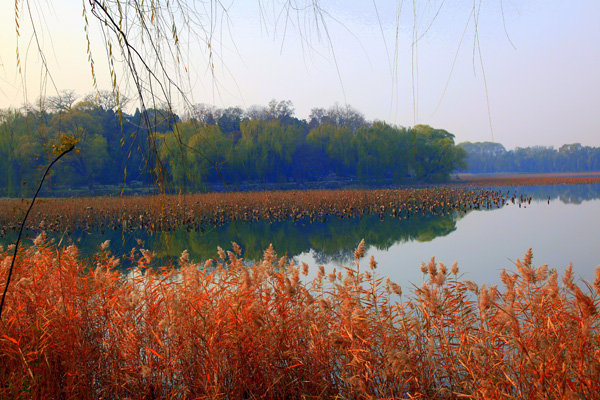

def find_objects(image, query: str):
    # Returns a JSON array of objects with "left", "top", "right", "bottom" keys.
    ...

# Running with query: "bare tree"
[
  {"left": 266, "top": 100, "right": 295, "bottom": 122},
  {"left": 46, "top": 90, "right": 78, "bottom": 113},
  {"left": 191, "top": 104, "right": 222, "bottom": 125},
  {"left": 246, "top": 105, "right": 268, "bottom": 121},
  {"left": 309, "top": 107, "right": 327, "bottom": 125},
  {"left": 217, "top": 107, "right": 245, "bottom": 134},
  {"left": 83, "top": 90, "right": 130, "bottom": 112},
  {"left": 309, "top": 103, "right": 367, "bottom": 132}
]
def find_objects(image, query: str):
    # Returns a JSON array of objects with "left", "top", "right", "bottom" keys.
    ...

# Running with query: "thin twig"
[{"left": 0, "top": 144, "right": 75, "bottom": 319}]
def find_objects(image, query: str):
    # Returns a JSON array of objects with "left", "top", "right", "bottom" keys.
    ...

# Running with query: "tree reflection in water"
[{"left": 2, "top": 183, "right": 599, "bottom": 270}]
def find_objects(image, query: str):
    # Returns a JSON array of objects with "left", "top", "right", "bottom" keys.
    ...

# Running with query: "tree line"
[
  {"left": 0, "top": 92, "right": 467, "bottom": 196},
  {"left": 459, "top": 142, "right": 600, "bottom": 174}
]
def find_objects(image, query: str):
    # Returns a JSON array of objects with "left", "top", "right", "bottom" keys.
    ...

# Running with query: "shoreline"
[{"left": 2, "top": 172, "right": 600, "bottom": 200}]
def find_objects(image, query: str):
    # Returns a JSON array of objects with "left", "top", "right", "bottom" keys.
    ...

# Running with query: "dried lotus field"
[
  {"left": 2, "top": 174, "right": 599, "bottom": 237},
  {"left": 0, "top": 188, "right": 496, "bottom": 236},
  {"left": 0, "top": 186, "right": 538, "bottom": 237}
]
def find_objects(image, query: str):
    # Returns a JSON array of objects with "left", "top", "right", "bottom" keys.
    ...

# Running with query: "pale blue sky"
[{"left": 0, "top": 0, "right": 598, "bottom": 150}]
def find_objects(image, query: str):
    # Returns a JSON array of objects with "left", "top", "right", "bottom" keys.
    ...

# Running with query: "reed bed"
[{"left": 1, "top": 235, "right": 599, "bottom": 399}]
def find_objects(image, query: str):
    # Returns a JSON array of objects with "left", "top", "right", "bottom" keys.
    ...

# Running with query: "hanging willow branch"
[{"left": 0, "top": 142, "right": 76, "bottom": 320}]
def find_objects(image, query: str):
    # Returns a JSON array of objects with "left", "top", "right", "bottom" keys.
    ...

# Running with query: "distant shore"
[
  {"left": 451, "top": 171, "right": 600, "bottom": 187},
  {"left": 3, "top": 172, "right": 600, "bottom": 200}
]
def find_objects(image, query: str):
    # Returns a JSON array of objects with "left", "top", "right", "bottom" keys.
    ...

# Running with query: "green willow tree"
[
  {"left": 1, "top": 98, "right": 474, "bottom": 193},
  {"left": 411, "top": 125, "right": 467, "bottom": 181},
  {"left": 353, "top": 122, "right": 411, "bottom": 183},
  {"left": 231, "top": 119, "right": 303, "bottom": 183},
  {"left": 49, "top": 101, "right": 109, "bottom": 190},
  {"left": 158, "top": 121, "right": 233, "bottom": 190},
  {"left": 306, "top": 124, "right": 356, "bottom": 177},
  {"left": 9, "top": 0, "right": 502, "bottom": 191}
]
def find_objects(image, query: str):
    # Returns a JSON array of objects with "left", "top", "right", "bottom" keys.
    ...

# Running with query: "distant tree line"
[
  {"left": 0, "top": 90, "right": 171, "bottom": 197},
  {"left": 0, "top": 92, "right": 466, "bottom": 196},
  {"left": 459, "top": 142, "right": 600, "bottom": 173}
]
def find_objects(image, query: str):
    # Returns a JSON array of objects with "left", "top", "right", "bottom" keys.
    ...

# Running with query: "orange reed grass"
[{"left": 1, "top": 236, "right": 598, "bottom": 399}]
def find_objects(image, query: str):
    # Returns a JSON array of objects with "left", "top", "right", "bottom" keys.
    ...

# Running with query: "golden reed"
[{"left": 0, "top": 236, "right": 598, "bottom": 399}]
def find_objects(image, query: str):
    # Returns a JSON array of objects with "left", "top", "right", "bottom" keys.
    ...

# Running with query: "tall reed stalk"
[
  {"left": 1, "top": 237, "right": 598, "bottom": 399},
  {"left": 0, "top": 143, "right": 75, "bottom": 319}
]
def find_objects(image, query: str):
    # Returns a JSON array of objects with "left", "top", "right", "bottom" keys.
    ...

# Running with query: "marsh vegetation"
[
  {"left": 1, "top": 234, "right": 598, "bottom": 399},
  {"left": 1, "top": 176, "right": 600, "bottom": 398}
]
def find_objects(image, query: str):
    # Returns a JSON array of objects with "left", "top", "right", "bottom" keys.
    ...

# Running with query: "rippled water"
[{"left": 3, "top": 183, "right": 599, "bottom": 288}]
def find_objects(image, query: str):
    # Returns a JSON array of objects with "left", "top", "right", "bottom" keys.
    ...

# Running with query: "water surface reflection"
[{"left": 3, "top": 184, "right": 599, "bottom": 287}]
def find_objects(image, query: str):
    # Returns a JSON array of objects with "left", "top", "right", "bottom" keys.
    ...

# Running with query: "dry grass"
[{"left": 1, "top": 236, "right": 599, "bottom": 399}]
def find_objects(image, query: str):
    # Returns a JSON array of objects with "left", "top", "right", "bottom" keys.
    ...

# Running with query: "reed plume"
[{"left": 0, "top": 239, "right": 598, "bottom": 399}]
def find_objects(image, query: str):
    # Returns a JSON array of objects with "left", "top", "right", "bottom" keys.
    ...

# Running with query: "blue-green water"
[
  {"left": 3, "top": 183, "right": 599, "bottom": 289},
  {"left": 351, "top": 187, "right": 600, "bottom": 289}
]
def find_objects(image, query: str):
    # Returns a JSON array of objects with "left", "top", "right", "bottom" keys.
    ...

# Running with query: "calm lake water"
[
  {"left": 349, "top": 185, "right": 600, "bottom": 289},
  {"left": 3, "top": 183, "right": 600, "bottom": 289}
]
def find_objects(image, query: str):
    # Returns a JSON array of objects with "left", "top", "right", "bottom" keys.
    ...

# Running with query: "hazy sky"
[{"left": 0, "top": 0, "right": 599, "bottom": 150}]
